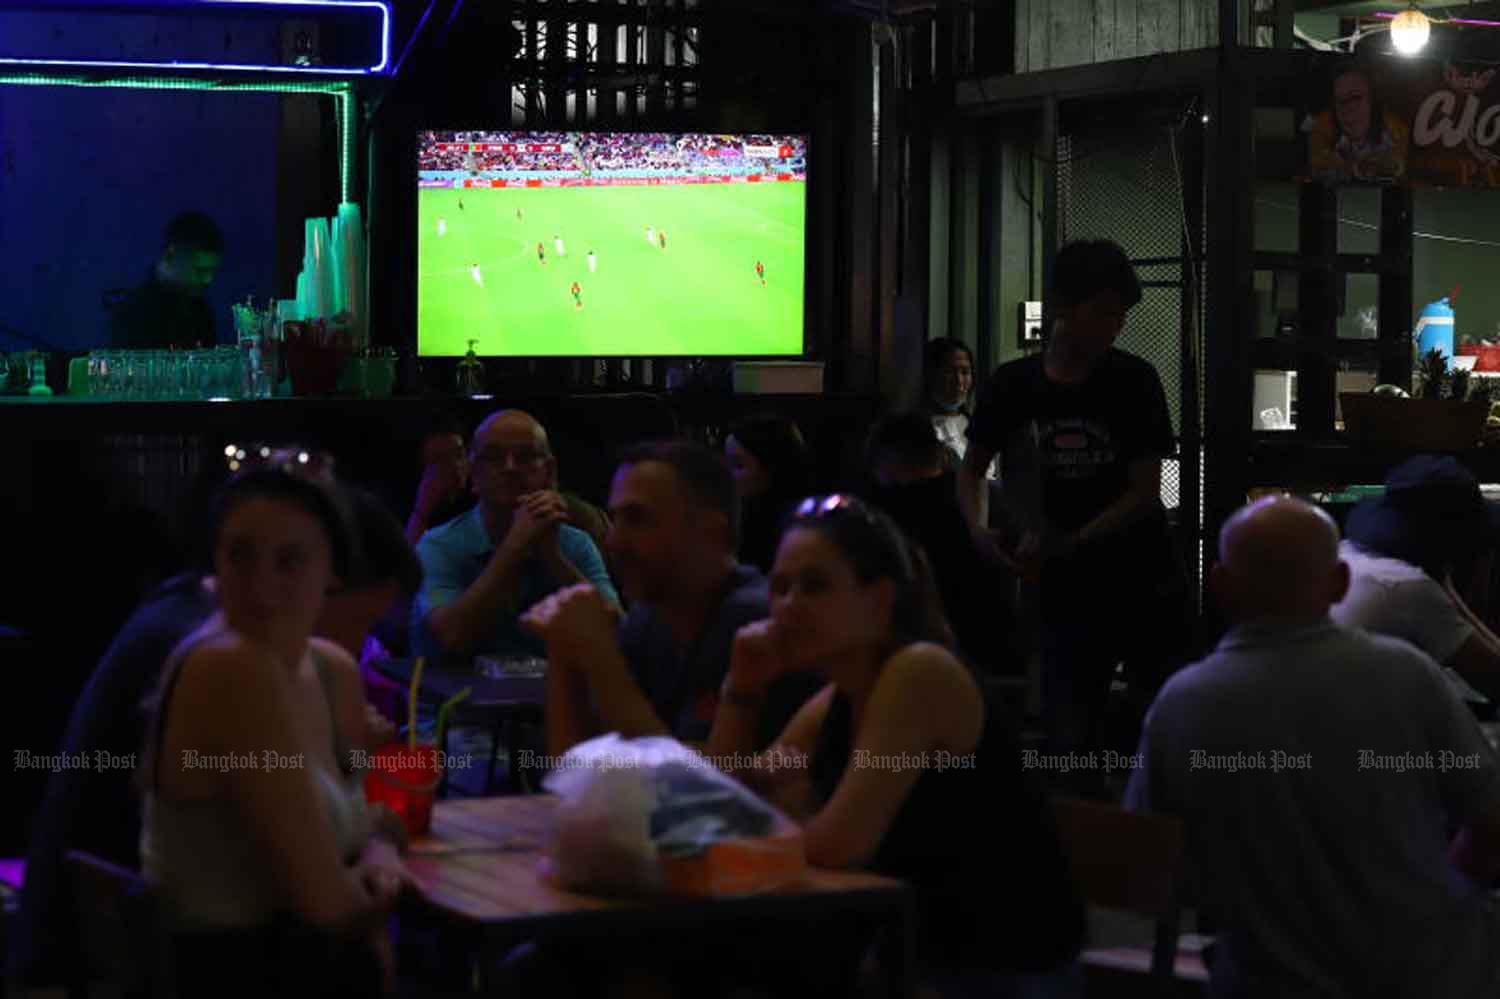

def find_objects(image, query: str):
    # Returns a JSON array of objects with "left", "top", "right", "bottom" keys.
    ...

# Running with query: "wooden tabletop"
[{"left": 404, "top": 795, "right": 909, "bottom": 934}]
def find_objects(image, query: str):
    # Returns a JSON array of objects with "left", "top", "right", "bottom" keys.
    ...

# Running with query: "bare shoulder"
[
  {"left": 309, "top": 636, "right": 361, "bottom": 677},
  {"left": 881, "top": 642, "right": 979, "bottom": 699},
  {"left": 877, "top": 643, "right": 983, "bottom": 749}
]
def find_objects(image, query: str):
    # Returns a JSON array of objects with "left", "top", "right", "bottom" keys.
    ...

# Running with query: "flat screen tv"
[{"left": 416, "top": 129, "right": 808, "bottom": 357}]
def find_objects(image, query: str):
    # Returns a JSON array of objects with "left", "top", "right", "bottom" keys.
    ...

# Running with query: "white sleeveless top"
[{"left": 141, "top": 642, "right": 371, "bottom": 929}]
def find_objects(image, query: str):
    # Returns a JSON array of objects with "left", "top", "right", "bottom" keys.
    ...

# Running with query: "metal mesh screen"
[{"left": 1056, "top": 113, "right": 1205, "bottom": 578}]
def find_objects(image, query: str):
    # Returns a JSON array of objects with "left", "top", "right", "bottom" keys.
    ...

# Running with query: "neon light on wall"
[
  {"left": 0, "top": 1, "right": 391, "bottom": 76},
  {"left": 0, "top": 74, "right": 356, "bottom": 202}
]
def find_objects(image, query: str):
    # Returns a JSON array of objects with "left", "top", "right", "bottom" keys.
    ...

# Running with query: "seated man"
[
  {"left": 1331, "top": 455, "right": 1500, "bottom": 706},
  {"left": 523, "top": 441, "right": 820, "bottom": 755},
  {"left": 865, "top": 411, "right": 1014, "bottom": 673},
  {"left": 1128, "top": 497, "right": 1500, "bottom": 998},
  {"left": 411, "top": 409, "right": 617, "bottom": 660},
  {"left": 7, "top": 485, "right": 420, "bottom": 994},
  {"left": 405, "top": 417, "right": 472, "bottom": 547}
]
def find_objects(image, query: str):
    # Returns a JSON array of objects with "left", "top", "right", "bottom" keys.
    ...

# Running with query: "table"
[
  {"left": 402, "top": 795, "right": 916, "bottom": 997},
  {"left": 372, "top": 658, "right": 545, "bottom": 794}
]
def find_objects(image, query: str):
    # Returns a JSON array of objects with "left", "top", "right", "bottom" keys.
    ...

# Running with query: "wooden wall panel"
[
  {"left": 1015, "top": 0, "right": 1217, "bottom": 72},
  {"left": 1027, "top": 0, "right": 1050, "bottom": 79}
]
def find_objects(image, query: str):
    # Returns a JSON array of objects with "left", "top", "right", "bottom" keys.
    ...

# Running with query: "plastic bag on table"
[{"left": 543, "top": 733, "right": 806, "bottom": 897}]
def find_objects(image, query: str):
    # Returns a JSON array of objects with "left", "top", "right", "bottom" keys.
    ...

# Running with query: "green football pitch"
[{"left": 417, "top": 182, "right": 805, "bottom": 356}]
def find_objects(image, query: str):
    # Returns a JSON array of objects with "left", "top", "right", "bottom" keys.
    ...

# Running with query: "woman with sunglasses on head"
[
  {"left": 706, "top": 494, "right": 1084, "bottom": 999},
  {"left": 139, "top": 449, "right": 410, "bottom": 997}
]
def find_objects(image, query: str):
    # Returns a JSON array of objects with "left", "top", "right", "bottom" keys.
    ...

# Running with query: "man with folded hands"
[
  {"left": 410, "top": 409, "right": 617, "bottom": 661},
  {"left": 523, "top": 440, "right": 820, "bottom": 756}
]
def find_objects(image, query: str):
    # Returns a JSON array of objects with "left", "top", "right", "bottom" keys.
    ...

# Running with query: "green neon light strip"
[{"left": 0, "top": 73, "right": 355, "bottom": 201}]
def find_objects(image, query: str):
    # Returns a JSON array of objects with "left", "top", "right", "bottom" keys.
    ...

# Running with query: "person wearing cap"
[
  {"left": 1331, "top": 454, "right": 1500, "bottom": 706},
  {"left": 108, "top": 211, "right": 224, "bottom": 350}
]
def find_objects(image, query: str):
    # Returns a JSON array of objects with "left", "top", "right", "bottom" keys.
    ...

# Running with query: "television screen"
[{"left": 416, "top": 130, "right": 808, "bottom": 357}]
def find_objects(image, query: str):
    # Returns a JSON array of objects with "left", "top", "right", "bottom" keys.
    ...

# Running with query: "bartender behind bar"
[{"left": 108, "top": 211, "right": 223, "bottom": 349}]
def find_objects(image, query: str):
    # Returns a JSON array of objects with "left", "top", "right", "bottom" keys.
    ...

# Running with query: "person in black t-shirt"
[
  {"left": 107, "top": 211, "right": 223, "bottom": 349},
  {"left": 957, "top": 240, "right": 1189, "bottom": 768}
]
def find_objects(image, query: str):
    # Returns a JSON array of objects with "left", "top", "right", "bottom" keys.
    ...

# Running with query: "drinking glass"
[{"left": 213, "top": 345, "right": 241, "bottom": 399}]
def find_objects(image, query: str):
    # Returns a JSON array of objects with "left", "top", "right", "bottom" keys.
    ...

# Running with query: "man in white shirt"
[{"left": 1330, "top": 455, "right": 1500, "bottom": 705}]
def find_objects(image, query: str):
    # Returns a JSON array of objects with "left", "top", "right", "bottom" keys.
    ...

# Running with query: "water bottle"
[{"left": 1415, "top": 297, "right": 1456, "bottom": 366}]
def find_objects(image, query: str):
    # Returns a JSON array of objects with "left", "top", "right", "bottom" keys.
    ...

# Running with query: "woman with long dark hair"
[
  {"left": 140, "top": 450, "right": 406, "bottom": 997},
  {"left": 724, "top": 416, "right": 813, "bottom": 573},
  {"left": 706, "top": 494, "right": 1083, "bottom": 998}
]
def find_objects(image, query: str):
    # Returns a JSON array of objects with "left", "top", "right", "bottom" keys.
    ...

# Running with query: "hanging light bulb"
[{"left": 1390, "top": 2, "right": 1432, "bottom": 56}]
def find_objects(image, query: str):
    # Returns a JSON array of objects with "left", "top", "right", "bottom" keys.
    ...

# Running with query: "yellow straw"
[{"left": 408, "top": 656, "right": 425, "bottom": 750}]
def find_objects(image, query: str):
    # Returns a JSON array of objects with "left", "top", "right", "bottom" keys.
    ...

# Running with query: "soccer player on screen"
[
  {"left": 554, "top": 235, "right": 566, "bottom": 257},
  {"left": 645, "top": 226, "right": 656, "bottom": 246},
  {"left": 516, "top": 208, "right": 524, "bottom": 222},
  {"left": 658, "top": 231, "right": 667, "bottom": 251},
  {"left": 459, "top": 199, "right": 465, "bottom": 212},
  {"left": 469, "top": 263, "right": 483, "bottom": 287},
  {"left": 437, "top": 218, "right": 447, "bottom": 237},
  {"left": 755, "top": 260, "right": 765, "bottom": 286},
  {"left": 570, "top": 281, "right": 582, "bottom": 309},
  {"left": 537, "top": 242, "right": 546, "bottom": 265},
  {"left": 587, "top": 250, "right": 597, "bottom": 273}
]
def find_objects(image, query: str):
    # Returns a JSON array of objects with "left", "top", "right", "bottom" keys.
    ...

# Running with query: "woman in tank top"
[
  {"left": 705, "top": 493, "right": 1084, "bottom": 999},
  {"left": 139, "top": 452, "right": 409, "bottom": 997}
]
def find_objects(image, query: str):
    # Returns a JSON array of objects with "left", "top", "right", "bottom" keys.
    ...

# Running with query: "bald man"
[
  {"left": 1126, "top": 498, "right": 1500, "bottom": 998},
  {"left": 411, "top": 410, "right": 617, "bottom": 659}
]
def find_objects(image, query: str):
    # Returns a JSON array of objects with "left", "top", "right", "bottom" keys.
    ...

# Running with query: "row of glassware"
[{"left": 85, "top": 346, "right": 274, "bottom": 400}]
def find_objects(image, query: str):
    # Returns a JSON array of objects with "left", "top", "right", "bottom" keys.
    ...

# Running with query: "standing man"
[
  {"left": 755, "top": 260, "right": 765, "bottom": 286},
  {"left": 646, "top": 225, "right": 656, "bottom": 246},
  {"left": 108, "top": 211, "right": 223, "bottom": 349},
  {"left": 570, "top": 281, "right": 583, "bottom": 310},
  {"left": 658, "top": 230, "right": 667, "bottom": 251},
  {"left": 957, "top": 240, "right": 1187, "bottom": 764},
  {"left": 411, "top": 410, "right": 616, "bottom": 659},
  {"left": 554, "top": 234, "right": 567, "bottom": 257},
  {"left": 537, "top": 241, "right": 546, "bottom": 265},
  {"left": 587, "top": 250, "right": 597, "bottom": 274},
  {"left": 469, "top": 263, "right": 484, "bottom": 287}
]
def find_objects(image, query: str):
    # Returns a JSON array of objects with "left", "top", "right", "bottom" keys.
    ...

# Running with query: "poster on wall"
[{"left": 1303, "top": 58, "right": 1500, "bottom": 188}]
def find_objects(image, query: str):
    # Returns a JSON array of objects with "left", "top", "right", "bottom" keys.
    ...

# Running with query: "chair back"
[
  {"left": 65, "top": 849, "right": 168, "bottom": 999},
  {"left": 1052, "top": 798, "right": 1188, "bottom": 981}
]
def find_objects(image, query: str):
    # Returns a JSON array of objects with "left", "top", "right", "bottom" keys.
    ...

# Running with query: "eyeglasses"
[
  {"left": 223, "top": 443, "right": 336, "bottom": 479},
  {"left": 472, "top": 446, "right": 550, "bottom": 468}
]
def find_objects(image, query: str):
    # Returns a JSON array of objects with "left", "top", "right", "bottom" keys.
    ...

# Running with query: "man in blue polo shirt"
[{"left": 411, "top": 409, "right": 616, "bottom": 659}]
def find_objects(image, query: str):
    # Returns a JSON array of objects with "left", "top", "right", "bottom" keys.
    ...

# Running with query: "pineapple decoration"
[{"left": 1416, "top": 348, "right": 1449, "bottom": 400}]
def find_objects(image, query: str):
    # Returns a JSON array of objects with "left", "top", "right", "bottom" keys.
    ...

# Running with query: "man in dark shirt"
[
  {"left": 526, "top": 441, "right": 820, "bottom": 755},
  {"left": 108, "top": 211, "right": 223, "bottom": 349},
  {"left": 957, "top": 240, "right": 1189, "bottom": 764}
]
